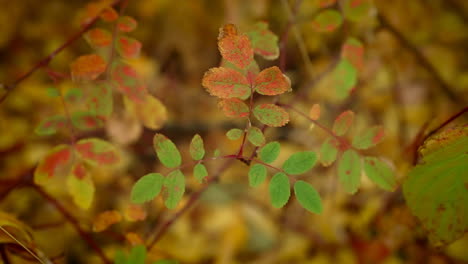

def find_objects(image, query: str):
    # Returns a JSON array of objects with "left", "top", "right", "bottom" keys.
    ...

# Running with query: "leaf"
[
  {"left": 112, "top": 63, "right": 147, "bottom": 103},
  {"left": 193, "top": 163, "right": 208, "bottom": 183},
  {"left": 116, "top": 36, "right": 142, "bottom": 59},
  {"left": 35, "top": 115, "right": 67, "bottom": 135},
  {"left": 254, "top": 66, "right": 291, "bottom": 95},
  {"left": 65, "top": 87, "right": 83, "bottom": 102},
  {"left": 352, "top": 126, "right": 385, "bottom": 149},
  {"left": 332, "top": 110, "right": 354, "bottom": 136},
  {"left": 100, "top": 6, "right": 118, "bottom": 22},
  {"left": 218, "top": 24, "right": 254, "bottom": 69},
  {"left": 249, "top": 164, "right": 267, "bottom": 187},
  {"left": 363, "top": 157, "right": 396, "bottom": 191},
  {"left": 294, "top": 181, "right": 323, "bottom": 214},
  {"left": 342, "top": 0, "right": 372, "bottom": 22},
  {"left": 34, "top": 145, "right": 73, "bottom": 185},
  {"left": 87, "top": 81, "right": 113, "bottom": 117},
  {"left": 222, "top": 59, "right": 260, "bottom": 83},
  {"left": 338, "top": 149, "right": 361, "bottom": 194},
  {"left": 75, "top": 138, "right": 119, "bottom": 166},
  {"left": 247, "top": 126, "right": 265, "bottom": 146},
  {"left": 124, "top": 205, "right": 147, "bottom": 222},
  {"left": 253, "top": 104, "right": 289, "bottom": 127},
  {"left": 84, "top": 28, "right": 112, "bottom": 48},
  {"left": 70, "top": 54, "right": 107, "bottom": 81},
  {"left": 218, "top": 98, "right": 249, "bottom": 118},
  {"left": 132, "top": 94, "right": 167, "bottom": 130},
  {"left": 125, "top": 232, "right": 145, "bottom": 245},
  {"left": 131, "top": 173, "right": 164, "bottom": 203},
  {"left": 71, "top": 111, "right": 105, "bottom": 131},
  {"left": 311, "top": 9, "right": 343, "bottom": 32},
  {"left": 318, "top": 0, "right": 336, "bottom": 7},
  {"left": 403, "top": 126, "right": 468, "bottom": 245},
  {"left": 269, "top": 172, "right": 290, "bottom": 208},
  {"left": 114, "top": 250, "right": 127, "bottom": 264},
  {"left": 245, "top": 21, "right": 279, "bottom": 60},
  {"left": 93, "top": 210, "right": 122, "bottom": 232},
  {"left": 0, "top": 211, "right": 34, "bottom": 245},
  {"left": 117, "top": 16, "right": 137, "bottom": 32},
  {"left": 164, "top": 170, "right": 185, "bottom": 209},
  {"left": 67, "top": 163, "right": 95, "bottom": 209},
  {"left": 202, "top": 67, "right": 250, "bottom": 100},
  {"left": 190, "top": 134, "right": 205, "bottom": 161},
  {"left": 153, "top": 260, "right": 179, "bottom": 264},
  {"left": 128, "top": 245, "right": 146, "bottom": 264},
  {"left": 153, "top": 134, "right": 182, "bottom": 168},
  {"left": 332, "top": 59, "right": 357, "bottom": 99},
  {"left": 341, "top": 38, "right": 364, "bottom": 72},
  {"left": 46, "top": 87, "right": 60, "bottom": 97},
  {"left": 282, "top": 151, "right": 317, "bottom": 175},
  {"left": 259, "top": 141, "right": 280, "bottom": 164},
  {"left": 309, "top": 104, "right": 321, "bottom": 120},
  {"left": 320, "top": 137, "right": 339, "bottom": 166},
  {"left": 226, "top": 128, "right": 243, "bottom": 140}
]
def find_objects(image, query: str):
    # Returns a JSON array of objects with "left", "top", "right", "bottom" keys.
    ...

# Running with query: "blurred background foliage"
[{"left": 0, "top": 0, "right": 467, "bottom": 263}]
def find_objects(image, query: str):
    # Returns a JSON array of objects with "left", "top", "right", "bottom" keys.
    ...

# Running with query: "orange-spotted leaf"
[
  {"left": 75, "top": 138, "right": 119, "bottom": 166},
  {"left": 221, "top": 59, "right": 260, "bottom": 86},
  {"left": 117, "top": 16, "right": 137, "bottom": 32},
  {"left": 65, "top": 88, "right": 83, "bottom": 103},
  {"left": 338, "top": 149, "right": 361, "bottom": 194},
  {"left": 112, "top": 63, "right": 147, "bottom": 102},
  {"left": 84, "top": 28, "right": 112, "bottom": 49},
  {"left": 93, "top": 210, "right": 122, "bottom": 232},
  {"left": 332, "top": 59, "right": 357, "bottom": 99},
  {"left": 71, "top": 54, "right": 107, "bottom": 81},
  {"left": 332, "top": 110, "right": 354, "bottom": 136},
  {"left": 309, "top": 104, "right": 321, "bottom": 120},
  {"left": 125, "top": 232, "right": 144, "bottom": 246},
  {"left": 71, "top": 111, "right": 105, "bottom": 131},
  {"left": 253, "top": 104, "right": 289, "bottom": 127},
  {"left": 100, "top": 6, "right": 118, "bottom": 22},
  {"left": 35, "top": 115, "right": 67, "bottom": 135},
  {"left": 318, "top": 0, "right": 336, "bottom": 7},
  {"left": 312, "top": 9, "right": 343, "bottom": 32},
  {"left": 116, "top": 36, "right": 142, "bottom": 59},
  {"left": 341, "top": 38, "right": 364, "bottom": 72},
  {"left": 124, "top": 205, "right": 147, "bottom": 222},
  {"left": 67, "top": 163, "right": 95, "bottom": 209},
  {"left": 352, "top": 126, "right": 385, "bottom": 149},
  {"left": 218, "top": 98, "right": 249, "bottom": 118},
  {"left": 87, "top": 81, "right": 114, "bottom": 117},
  {"left": 81, "top": 2, "right": 114, "bottom": 25},
  {"left": 254, "top": 66, "right": 291, "bottom": 95},
  {"left": 189, "top": 134, "right": 205, "bottom": 161},
  {"left": 218, "top": 24, "right": 254, "bottom": 69},
  {"left": 342, "top": 0, "right": 372, "bottom": 22},
  {"left": 125, "top": 94, "right": 167, "bottom": 130},
  {"left": 245, "top": 21, "right": 279, "bottom": 60},
  {"left": 34, "top": 145, "right": 73, "bottom": 185},
  {"left": 202, "top": 67, "right": 250, "bottom": 100},
  {"left": 164, "top": 170, "right": 185, "bottom": 209}
]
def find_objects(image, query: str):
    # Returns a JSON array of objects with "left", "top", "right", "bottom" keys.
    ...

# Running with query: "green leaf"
[
  {"left": 294, "top": 181, "right": 323, "bottom": 214},
  {"left": 75, "top": 138, "right": 119, "bottom": 166},
  {"left": 218, "top": 98, "right": 249, "bottom": 118},
  {"left": 202, "top": 67, "right": 251, "bottom": 100},
  {"left": 87, "top": 81, "right": 113, "bottom": 117},
  {"left": 245, "top": 21, "right": 279, "bottom": 60},
  {"left": 352, "top": 126, "right": 385, "bottom": 149},
  {"left": 193, "top": 163, "right": 208, "bottom": 183},
  {"left": 190, "top": 134, "right": 205, "bottom": 161},
  {"left": 213, "top": 149, "right": 221, "bottom": 157},
  {"left": 332, "top": 110, "right": 354, "bottom": 136},
  {"left": 342, "top": 0, "right": 372, "bottom": 22},
  {"left": 67, "top": 163, "right": 95, "bottom": 209},
  {"left": 114, "top": 250, "right": 127, "bottom": 264},
  {"left": 131, "top": 173, "right": 164, "bottom": 203},
  {"left": 127, "top": 245, "right": 146, "bottom": 264},
  {"left": 269, "top": 173, "right": 290, "bottom": 208},
  {"left": 247, "top": 126, "right": 265, "bottom": 146},
  {"left": 35, "top": 115, "right": 67, "bottom": 135},
  {"left": 363, "top": 157, "right": 396, "bottom": 191},
  {"left": 71, "top": 111, "right": 105, "bottom": 131},
  {"left": 153, "top": 260, "right": 179, "bottom": 264},
  {"left": 253, "top": 104, "right": 289, "bottom": 127},
  {"left": 332, "top": 59, "right": 357, "bottom": 100},
  {"left": 311, "top": 9, "right": 343, "bottom": 32},
  {"left": 164, "top": 170, "right": 185, "bottom": 209},
  {"left": 403, "top": 126, "right": 468, "bottom": 245},
  {"left": 341, "top": 37, "right": 364, "bottom": 72},
  {"left": 320, "top": 137, "right": 339, "bottom": 166},
  {"left": 153, "top": 134, "right": 182, "bottom": 168},
  {"left": 338, "top": 149, "right": 361, "bottom": 194},
  {"left": 282, "top": 151, "right": 317, "bottom": 175},
  {"left": 259, "top": 141, "right": 281, "bottom": 164},
  {"left": 226, "top": 128, "right": 243, "bottom": 140},
  {"left": 249, "top": 164, "right": 267, "bottom": 187},
  {"left": 46, "top": 87, "right": 60, "bottom": 97},
  {"left": 254, "top": 66, "right": 291, "bottom": 96},
  {"left": 65, "top": 87, "right": 83, "bottom": 102}
]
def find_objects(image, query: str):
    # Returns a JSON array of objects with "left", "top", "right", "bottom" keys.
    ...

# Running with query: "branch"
[
  {"left": 377, "top": 13, "right": 465, "bottom": 105},
  {"left": 423, "top": 106, "right": 468, "bottom": 142},
  {"left": 0, "top": 0, "right": 124, "bottom": 105}
]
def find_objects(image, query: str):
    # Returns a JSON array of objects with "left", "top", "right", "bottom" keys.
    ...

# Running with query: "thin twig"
[
  {"left": 0, "top": 226, "right": 48, "bottom": 264},
  {"left": 422, "top": 106, "right": 468, "bottom": 142}
]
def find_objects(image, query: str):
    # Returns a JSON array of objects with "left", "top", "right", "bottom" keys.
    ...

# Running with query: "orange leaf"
[
  {"left": 85, "top": 28, "right": 112, "bottom": 48},
  {"left": 93, "top": 210, "right": 122, "bottom": 232},
  {"left": 116, "top": 36, "right": 142, "bottom": 59},
  {"left": 70, "top": 54, "right": 106, "bottom": 81},
  {"left": 218, "top": 98, "right": 250, "bottom": 118},
  {"left": 100, "top": 7, "right": 118, "bottom": 22},
  {"left": 254, "top": 66, "right": 291, "bottom": 96},
  {"left": 34, "top": 145, "right": 73, "bottom": 185},
  {"left": 218, "top": 24, "right": 254, "bottom": 69},
  {"left": 124, "top": 204, "right": 147, "bottom": 222},
  {"left": 125, "top": 232, "right": 144, "bottom": 246},
  {"left": 112, "top": 63, "right": 147, "bottom": 102},
  {"left": 117, "top": 16, "right": 138, "bottom": 32},
  {"left": 309, "top": 104, "right": 321, "bottom": 120},
  {"left": 202, "top": 67, "right": 250, "bottom": 99}
]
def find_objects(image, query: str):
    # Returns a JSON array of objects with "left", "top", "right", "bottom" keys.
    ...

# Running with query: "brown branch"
[
  {"left": 423, "top": 106, "right": 468, "bottom": 142},
  {"left": 0, "top": 0, "right": 124, "bottom": 105},
  {"left": 377, "top": 13, "right": 464, "bottom": 105},
  {"left": 31, "top": 185, "right": 111, "bottom": 264}
]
